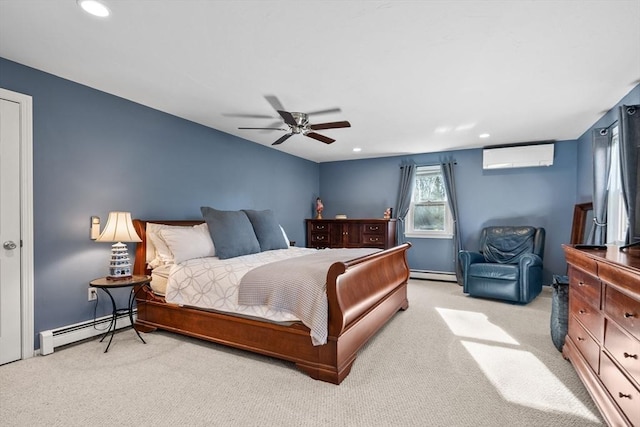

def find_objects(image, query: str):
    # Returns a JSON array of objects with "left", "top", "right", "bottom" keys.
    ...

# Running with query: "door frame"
[{"left": 0, "top": 88, "right": 34, "bottom": 360}]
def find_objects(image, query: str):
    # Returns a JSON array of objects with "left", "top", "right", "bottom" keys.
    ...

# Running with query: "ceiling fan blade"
[
  {"left": 306, "top": 107, "right": 342, "bottom": 116},
  {"left": 238, "top": 127, "right": 287, "bottom": 131},
  {"left": 309, "top": 121, "right": 351, "bottom": 131},
  {"left": 305, "top": 132, "right": 335, "bottom": 144},
  {"left": 272, "top": 133, "right": 294, "bottom": 146},
  {"left": 278, "top": 110, "right": 298, "bottom": 127},
  {"left": 264, "top": 95, "right": 285, "bottom": 112}
]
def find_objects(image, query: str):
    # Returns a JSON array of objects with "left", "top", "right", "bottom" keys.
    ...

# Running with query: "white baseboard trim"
[
  {"left": 410, "top": 270, "right": 457, "bottom": 282},
  {"left": 39, "top": 310, "right": 136, "bottom": 355}
]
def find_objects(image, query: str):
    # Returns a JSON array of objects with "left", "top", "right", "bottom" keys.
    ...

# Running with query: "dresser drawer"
[
  {"left": 309, "top": 233, "right": 329, "bottom": 245},
  {"left": 605, "top": 286, "right": 640, "bottom": 342},
  {"left": 361, "top": 234, "right": 385, "bottom": 246},
  {"left": 570, "top": 287, "right": 604, "bottom": 341},
  {"left": 309, "top": 222, "right": 329, "bottom": 232},
  {"left": 362, "top": 223, "right": 385, "bottom": 235},
  {"left": 569, "top": 266, "right": 602, "bottom": 308},
  {"left": 604, "top": 320, "right": 640, "bottom": 384},
  {"left": 600, "top": 353, "right": 640, "bottom": 426},
  {"left": 569, "top": 314, "right": 601, "bottom": 373}
]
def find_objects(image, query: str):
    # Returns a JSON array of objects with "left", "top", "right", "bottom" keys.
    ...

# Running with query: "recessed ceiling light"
[
  {"left": 479, "top": 133, "right": 490, "bottom": 139},
  {"left": 78, "top": 0, "right": 110, "bottom": 18},
  {"left": 353, "top": 147, "right": 362, "bottom": 152},
  {"left": 434, "top": 126, "right": 451, "bottom": 134}
]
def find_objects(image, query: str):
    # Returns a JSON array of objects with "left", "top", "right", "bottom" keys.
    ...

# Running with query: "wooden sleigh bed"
[{"left": 132, "top": 219, "right": 411, "bottom": 384}]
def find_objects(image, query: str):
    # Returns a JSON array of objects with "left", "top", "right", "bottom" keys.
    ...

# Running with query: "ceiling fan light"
[{"left": 78, "top": 0, "right": 110, "bottom": 17}]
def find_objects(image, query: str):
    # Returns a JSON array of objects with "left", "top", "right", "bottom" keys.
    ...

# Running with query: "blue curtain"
[
  {"left": 440, "top": 158, "right": 462, "bottom": 283},
  {"left": 619, "top": 104, "right": 639, "bottom": 246},
  {"left": 587, "top": 127, "right": 611, "bottom": 244},
  {"left": 395, "top": 161, "right": 415, "bottom": 244}
]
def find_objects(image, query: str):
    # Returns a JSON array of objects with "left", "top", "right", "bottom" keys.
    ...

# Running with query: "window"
[
  {"left": 607, "top": 126, "right": 628, "bottom": 244},
  {"left": 405, "top": 165, "right": 453, "bottom": 238}
]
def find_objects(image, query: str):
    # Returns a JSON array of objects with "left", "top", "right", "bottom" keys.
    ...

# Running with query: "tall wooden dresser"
[
  {"left": 562, "top": 245, "right": 640, "bottom": 426},
  {"left": 306, "top": 218, "right": 397, "bottom": 249}
]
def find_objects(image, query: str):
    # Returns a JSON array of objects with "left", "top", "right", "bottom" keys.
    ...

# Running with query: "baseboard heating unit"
[
  {"left": 39, "top": 311, "right": 136, "bottom": 355},
  {"left": 410, "top": 270, "right": 457, "bottom": 282}
]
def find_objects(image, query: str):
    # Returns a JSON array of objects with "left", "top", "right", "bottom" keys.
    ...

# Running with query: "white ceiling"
[{"left": 1, "top": 1, "right": 639, "bottom": 163}]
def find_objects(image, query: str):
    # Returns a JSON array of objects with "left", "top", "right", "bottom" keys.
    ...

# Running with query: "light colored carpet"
[{"left": 0, "top": 280, "right": 604, "bottom": 426}]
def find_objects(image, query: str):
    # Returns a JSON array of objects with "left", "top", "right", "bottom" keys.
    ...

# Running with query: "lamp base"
[{"left": 106, "top": 242, "right": 133, "bottom": 279}]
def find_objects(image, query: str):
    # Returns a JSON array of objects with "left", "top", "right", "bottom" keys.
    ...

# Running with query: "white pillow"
[
  {"left": 159, "top": 223, "right": 216, "bottom": 264},
  {"left": 146, "top": 223, "right": 185, "bottom": 267}
]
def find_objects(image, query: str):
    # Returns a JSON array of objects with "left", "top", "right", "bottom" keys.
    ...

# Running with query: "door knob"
[{"left": 3, "top": 241, "right": 17, "bottom": 250}]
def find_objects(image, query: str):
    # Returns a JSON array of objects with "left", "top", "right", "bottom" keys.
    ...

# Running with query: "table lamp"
[{"left": 96, "top": 211, "right": 142, "bottom": 279}]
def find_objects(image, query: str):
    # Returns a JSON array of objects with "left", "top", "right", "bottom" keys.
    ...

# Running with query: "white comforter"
[{"left": 164, "top": 247, "right": 319, "bottom": 323}]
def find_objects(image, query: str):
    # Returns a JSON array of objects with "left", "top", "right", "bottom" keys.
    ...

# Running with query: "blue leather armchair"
[{"left": 458, "top": 226, "right": 545, "bottom": 304}]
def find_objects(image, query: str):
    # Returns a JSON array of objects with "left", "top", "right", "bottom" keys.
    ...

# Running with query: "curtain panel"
[
  {"left": 440, "top": 159, "right": 462, "bottom": 283},
  {"left": 395, "top": 161, "right": 416, "bottom": 244},
  {"left": 587, "top": 128, "right": 612, "bottom": 244},
  {"left": 619, "top": 104, "right": 640, "bottom": 245}
]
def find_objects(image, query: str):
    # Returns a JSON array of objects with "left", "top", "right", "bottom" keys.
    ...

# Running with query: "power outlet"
[{"left": 88, "top": 287, "right": 98, "bottom": 301}]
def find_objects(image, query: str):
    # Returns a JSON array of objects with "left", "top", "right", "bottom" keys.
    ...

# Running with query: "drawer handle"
[
  {"left": 618, "top": 392, "right": 632, "bottom": 399},
  {"left": 624, "top": 312, "right": 636, "bottom": 318},
  {"left": 369, "top": 226, "right": 379, "bottom": 231},
  {"left": 578, "top": 281, "right": 585, "bottom": 287},
  {"left": 578, "top": 309, "right": 587, "bottom": 314},
  {"left": 317, "top": 236, "right": 325, "bottom": 240},
  {"left": 577, "top": 337, "right": 585, "bottom": 342},
  {"left": 370, "top": 237, "right": 379, "bottom": 242},
  {"left": 623, "top": 352, "right": 638, "bottom": 359}
]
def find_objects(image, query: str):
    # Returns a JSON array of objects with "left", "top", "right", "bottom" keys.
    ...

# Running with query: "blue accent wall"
[
  {"left": 320, "top": 142, "right": 578, "bottom": 282},
  {"left": 0, "top": 58, "right": 319, "bottom": 347}
]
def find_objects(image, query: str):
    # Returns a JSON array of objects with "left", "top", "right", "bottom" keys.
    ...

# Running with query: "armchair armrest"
[
  {"left": 458, "top": 251, "right": 485, "bottom": 292},
  {"left": 459, "top": 251, "right": 484, "bottom": 267},
  {"left": 518, "top": 253, "right": 543, "bottom": 302}
]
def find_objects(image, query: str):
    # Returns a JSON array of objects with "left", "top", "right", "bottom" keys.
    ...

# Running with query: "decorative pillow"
[
  {"left": 146, "top": 223, "right": 184, "bottom": 267},
  {"left": 159, "top": 223, "right": 216, "bottom": 264},
  {"left": 200, "top": 207, "right": 261, "bottom": 259},
  {"left": 243, "top": 209, "right": 288, "bottom": 251}
]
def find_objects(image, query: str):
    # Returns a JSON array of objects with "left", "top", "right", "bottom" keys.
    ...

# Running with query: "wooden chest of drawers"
[
  {"left": 563, "top": 245, "right": 640, "bottom": 426},
  {"left": 306, "top": 219, "right": 397, "bottom": 249}
]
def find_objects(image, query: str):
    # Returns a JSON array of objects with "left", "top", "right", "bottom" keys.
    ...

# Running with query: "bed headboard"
[{"left": 132, "top": 219, "right": 204, "bottom": 275}]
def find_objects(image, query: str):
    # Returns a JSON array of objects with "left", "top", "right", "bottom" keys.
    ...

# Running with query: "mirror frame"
[{"left": 570, "top": 202, "right": 593, "bottom": 244}]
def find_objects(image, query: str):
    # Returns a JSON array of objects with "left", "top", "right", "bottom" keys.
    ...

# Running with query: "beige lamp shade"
[{"left": 96, "top": 212, "right": 141, "bottom": 243}]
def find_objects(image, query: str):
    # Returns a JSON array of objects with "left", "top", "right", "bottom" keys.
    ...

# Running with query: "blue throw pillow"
[
  {"left": 243, "top": 209, "right": 288, "bottom": 251},
  {"left": 200, "top": 207, "right": 260, "bottom": 259}
]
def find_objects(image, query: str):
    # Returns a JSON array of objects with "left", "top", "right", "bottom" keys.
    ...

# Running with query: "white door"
[{"left": 0, "top": 98, "right": 22, "bottom": 364}]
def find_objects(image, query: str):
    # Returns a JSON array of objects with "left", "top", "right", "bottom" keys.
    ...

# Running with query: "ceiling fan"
[{"left": 237, "top": 95, "right": 351, "bottom": 145}]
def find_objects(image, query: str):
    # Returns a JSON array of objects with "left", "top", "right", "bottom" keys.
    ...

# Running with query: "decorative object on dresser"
[
  {"left": 562, "top": 245, "right": 640, "bottom": 426},
  {"left": 95, "top": 211, "right": 142, "bottom": 279},
  {"left": 315, "top": 197, "right": 323, "bottom": 219},
  {"left": 306, "top": 218, "right": 397, "bottom": 249}
]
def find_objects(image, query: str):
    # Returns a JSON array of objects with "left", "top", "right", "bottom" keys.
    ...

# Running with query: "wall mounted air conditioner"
[{"left": 483, "top": 143, "right": 554, "bottom": 170}]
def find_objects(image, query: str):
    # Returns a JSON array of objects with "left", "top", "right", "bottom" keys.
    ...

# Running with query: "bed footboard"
[{"left": 304, "top": 243, "right": 411, "bottom": 383}]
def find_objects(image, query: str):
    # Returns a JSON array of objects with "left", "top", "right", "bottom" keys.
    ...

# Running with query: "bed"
[{"left": 132, "top": 215, "right": 411, "bottom": 384}]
